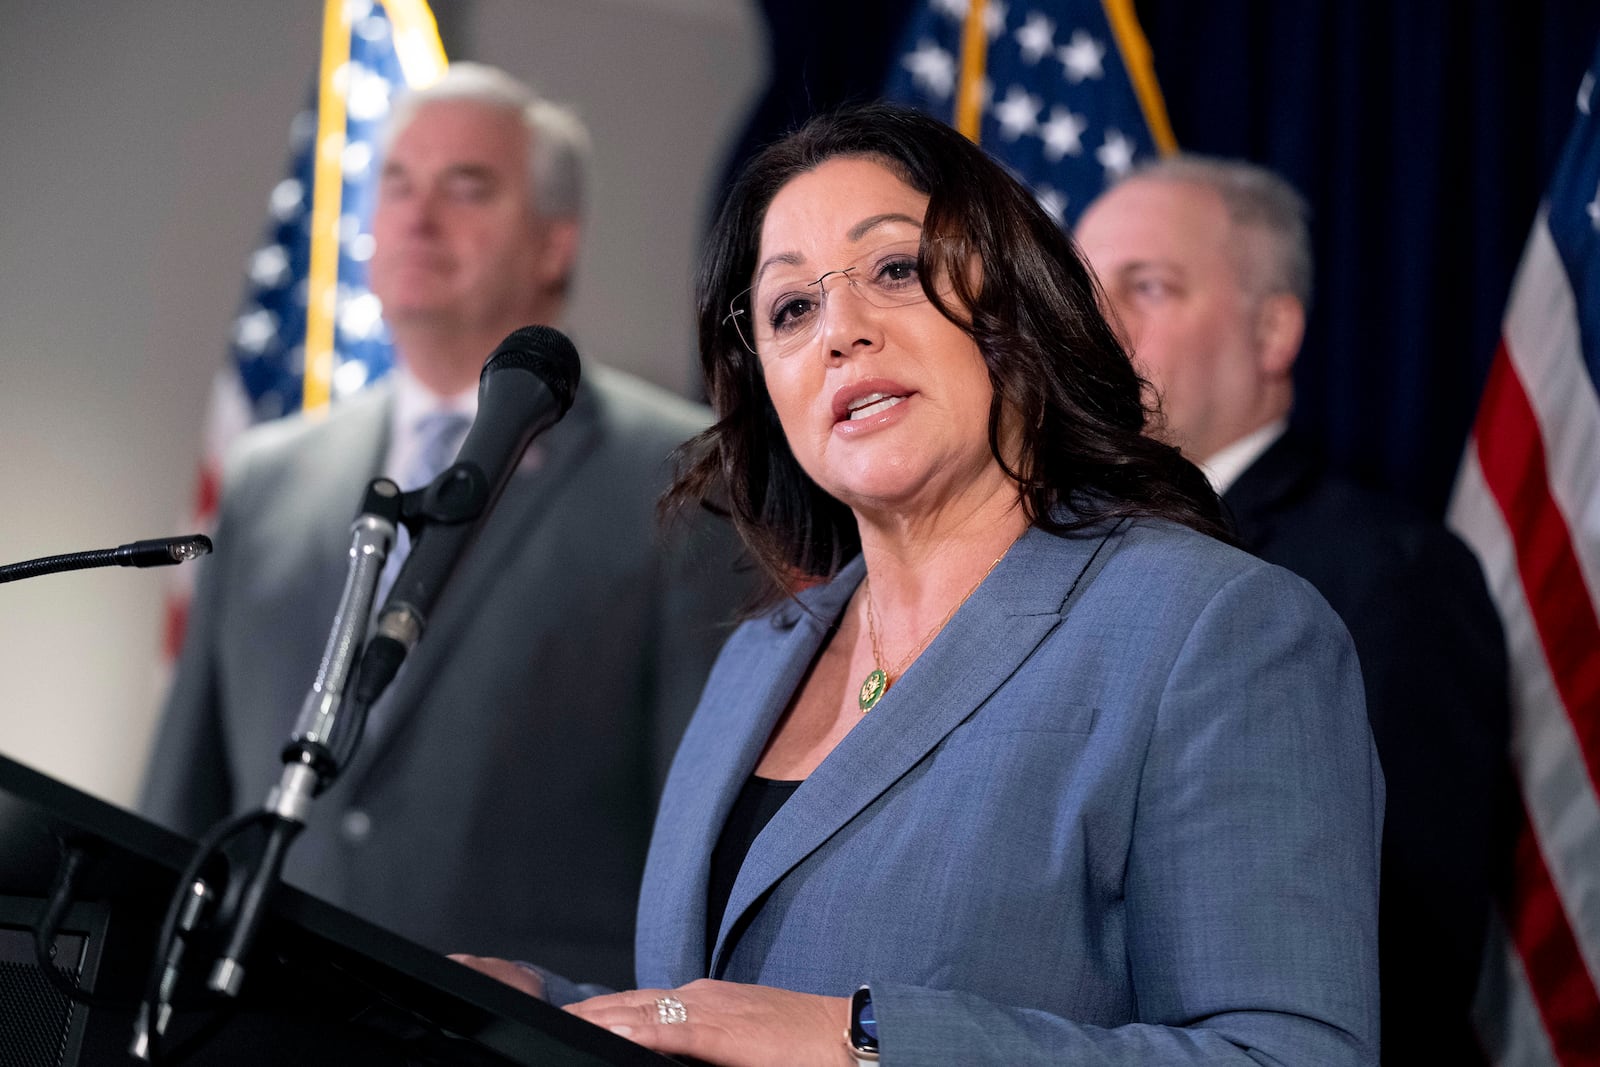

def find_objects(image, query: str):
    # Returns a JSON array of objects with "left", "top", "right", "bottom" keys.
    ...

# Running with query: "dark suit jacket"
[
  {"left": 1223, "top": 430, "right": 1511, "bottom": 1064},
  {"left": 140, "top": 364, "right": 750, "bottom": 989}
]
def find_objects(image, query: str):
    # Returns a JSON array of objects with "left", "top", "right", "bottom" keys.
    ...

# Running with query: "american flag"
[
  {"left": 883, "top": 0, "right": 1174, "bottom": 227},
  {"left": 1447, "top": 34, "right": 1600, "bottom": 1067},
  {"left": 164, "top": 0, "right": 445, "bottom": 658}
]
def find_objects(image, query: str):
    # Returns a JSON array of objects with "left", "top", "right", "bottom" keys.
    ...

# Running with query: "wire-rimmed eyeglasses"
[{"left": 725, "top": 239, "right": 941, "bottom": 357}]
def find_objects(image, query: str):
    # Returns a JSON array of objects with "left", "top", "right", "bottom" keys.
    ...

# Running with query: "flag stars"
[
  {"left": 905, "top": 39, "right": 958, "bottom": 100},
  {"left": 994, "top": 85, "right": 1042, "bottom": 140},
  {"left": 333, "top": 359, "right": 373, "bottom": 399},
  {"left": 353, "top": 10, "right": 391, "bottom": 43},
  {"left": 269, "top": 178, "right": 305, "bottom": 222},
  {"left": 929, "top": 0, "right": 1005, "bottom": 39},
  {"left": 232, "top": 308, "right": 280, "bottom": 355},
  {"left": 289, "top": 110, "right": 317, "bottom": 152},
  {"left": 1581, "top": 71, "right": 1595, "bottom": 116},
  {"left": 1586, "top": 183, "right": 1600, "bottom": 231},
  {"left": 1039, "top": 106, "right": 1088, "bottom": 160},
  {"left": 220, "top": 0, "right": 408, "bottom": 420},
  {"left": 346, "top": 62, "right": 392, "bottom": 123},
  {"left": 248, "top": 245, "right": 291, "bottom": 288},
  {"left": 888, "top": 4, "right": 1164, "bottom": 232},
  {"left": 1096, "top": 129, "right": 1136, "bottom": 178},
  {"left": 1015, "top": 12, "right": 1055, "bottom": 64},
  {"left": 1058, "top": 29, "right": 1105, "bottom": 83},
  {"left": 342, "top": 140, "right": 373, "bottom": 179},
  {"left": 982, "top": 1, "right": 1008, "bottom": 40},
  {"left": 338, "top": 290, "right": 384, "bottom": 341}
]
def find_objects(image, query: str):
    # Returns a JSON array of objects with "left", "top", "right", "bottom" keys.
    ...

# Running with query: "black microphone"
[
  {"left": 353, "top": 325, "right": 581, "bottom": 706},
  {"left": 0, "top": 535, "right": 213, "bottom": 584}
]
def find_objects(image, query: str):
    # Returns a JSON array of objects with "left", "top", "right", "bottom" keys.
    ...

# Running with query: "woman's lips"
[
  {"left": 831, "top": 378, "right": 914, "bottom": 423},
  {"left": 845, "top": 392, "right": 907, "bottom": 420}
]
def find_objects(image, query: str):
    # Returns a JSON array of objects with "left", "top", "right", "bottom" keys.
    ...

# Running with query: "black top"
[{"left": 705, "top": 775, "right": 802, "bottom": 967}]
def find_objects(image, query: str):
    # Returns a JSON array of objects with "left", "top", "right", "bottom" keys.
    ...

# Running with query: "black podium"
[{"left": 0, "top": 753, "right": 674, "bottom": 1066}]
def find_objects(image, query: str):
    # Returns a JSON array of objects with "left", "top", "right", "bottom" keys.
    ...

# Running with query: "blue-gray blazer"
[{"left": 556, "top": 519, "right": 1383, "bottom": 1063}]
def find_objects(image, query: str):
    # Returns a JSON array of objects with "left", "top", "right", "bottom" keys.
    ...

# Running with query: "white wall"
[{"left": 0, "top": 0, "right": 765, "bottom": 806}]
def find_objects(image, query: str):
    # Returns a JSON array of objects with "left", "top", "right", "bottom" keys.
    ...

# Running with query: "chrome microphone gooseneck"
[
  {"left": 134, "top": 480, "right": 404, "bottom": 1062},
  {"left": 204, "top": 478, "right": 402, "bottom": 999}
]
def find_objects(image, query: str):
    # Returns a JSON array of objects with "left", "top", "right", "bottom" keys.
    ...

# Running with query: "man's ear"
[
  {"left": 1254, "top": 292, "right": 1305, "bottom": 378},
  {"left": 535, "top": 218, "right": 581, "bottom": 290}
]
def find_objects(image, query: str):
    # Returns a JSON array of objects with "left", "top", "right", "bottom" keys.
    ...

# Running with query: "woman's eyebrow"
[{"left": 847, "top": 213, "right": 922, "bottom": 242}]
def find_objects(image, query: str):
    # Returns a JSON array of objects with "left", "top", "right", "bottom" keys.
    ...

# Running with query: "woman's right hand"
[
  {"left": 565, "top": 979, "right": 852, "bottom": 1067},
  {"left": 448, "top": 954, "right": 547, "bottom": 999}
]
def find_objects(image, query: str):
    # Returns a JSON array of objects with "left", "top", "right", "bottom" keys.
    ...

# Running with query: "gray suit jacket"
[
  {"left": 580, "top": 519, "right": 1383, "bottom": 1063},
  {"left": 141, "top": 363, "right": 749, "bottom": 989}
]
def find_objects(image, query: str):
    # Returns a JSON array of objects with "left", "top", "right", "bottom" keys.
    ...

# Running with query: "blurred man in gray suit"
[{"left": 141, "top": 63, "right": 747, "bottom": 989}]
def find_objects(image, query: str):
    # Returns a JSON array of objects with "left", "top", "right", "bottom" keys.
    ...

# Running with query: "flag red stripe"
[
  {"left": 195, "top": 461, "right": 220, "bottom": 522},
  {"left": 1473, "top": 340, "right": 1600, "bottom": 1064},
  {"left": 1474, "top": 341, "right": 1600, "bottom": 786},
  {"left": 161, "top": 596, "right": 189, "bottom": 662},
  {"left": 1505, "top": 797, "right": 1600, "bottom": 1065}
]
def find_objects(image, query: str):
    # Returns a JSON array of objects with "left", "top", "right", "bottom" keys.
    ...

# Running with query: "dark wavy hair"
[{"left": 668, "top": 102, "right": 1226, "bottom": 595}]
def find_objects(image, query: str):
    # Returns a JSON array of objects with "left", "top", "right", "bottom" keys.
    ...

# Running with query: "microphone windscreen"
[{"left": 483, "top": 325, "right": 582, "bottom": 417}]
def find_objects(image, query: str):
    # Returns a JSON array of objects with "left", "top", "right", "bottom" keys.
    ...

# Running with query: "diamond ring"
[{"left": 655, "top": 995, "right": 688, "bottom": 1025}]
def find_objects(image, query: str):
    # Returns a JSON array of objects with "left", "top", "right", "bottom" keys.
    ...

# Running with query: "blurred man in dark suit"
[{"left": 1078, "top": 156, "right": 1510, "bottom": 1063}]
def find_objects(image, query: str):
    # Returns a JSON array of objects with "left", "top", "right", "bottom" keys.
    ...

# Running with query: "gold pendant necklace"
[
  {"left": 857, "top": 662, "right": 889, "bottom": 712},
  {"left": 856, "top": 552, "right": 1007, "bottom": 712}
]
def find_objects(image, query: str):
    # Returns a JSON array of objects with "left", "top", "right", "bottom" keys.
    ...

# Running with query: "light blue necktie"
[
  {"left": 404, "top": 410, "right": 473, "bottom": 493},
  {"left": 375, "top": 410, "right": 472, "bottom": 610},
  {"left": 358, "top": 410, "right": 473, "bottom": 745}
]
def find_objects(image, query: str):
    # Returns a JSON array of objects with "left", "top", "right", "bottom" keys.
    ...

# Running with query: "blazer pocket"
[
  {"left": 943, "top": 698, "right": 1098, "bottom": 744},
  {"left": 929, "top": 700, "right": 1101, "bottom": 796}
]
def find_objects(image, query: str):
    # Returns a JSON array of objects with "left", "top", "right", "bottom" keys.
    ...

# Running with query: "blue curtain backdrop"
[{"left": 721, "top": 0, "right": 1600, "bottom": 517}]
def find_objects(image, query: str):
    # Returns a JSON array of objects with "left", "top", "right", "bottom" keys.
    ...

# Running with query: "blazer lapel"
[
  {"left": 644, "top": 569, "right": 855, "bottom": 986},
  {"left": 708, "top": 524, "right": 1118, "bottom": 975}
]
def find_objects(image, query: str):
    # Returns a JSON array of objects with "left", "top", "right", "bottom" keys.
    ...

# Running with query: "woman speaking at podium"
[{"left": 457, "top": 103, "right": 1381, "bottom": 1066}]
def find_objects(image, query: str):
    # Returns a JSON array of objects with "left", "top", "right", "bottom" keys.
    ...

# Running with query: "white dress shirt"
[
  {"left": 1199, "top": 418, "right": 1289, "bottom": 496},
  {"left": 382, "top": 365, "right": 478, "bottom": 488}
]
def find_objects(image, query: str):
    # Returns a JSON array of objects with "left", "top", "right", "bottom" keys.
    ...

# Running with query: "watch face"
[{"left": 850, "top": 985, "right": 879, "bottom": 1053}]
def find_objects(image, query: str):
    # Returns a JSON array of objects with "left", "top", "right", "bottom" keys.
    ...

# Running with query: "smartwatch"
[{"left": 847, "top": 984, "right": 879, "bottom": 1063}]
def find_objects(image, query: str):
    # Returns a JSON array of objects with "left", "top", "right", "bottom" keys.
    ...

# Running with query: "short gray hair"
[
  {"left": 1125, "top": 154, "right": 1313, "bottom": 308},
  {"left": 385, "top": 61, "right": 590, "bottom": 220}
]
